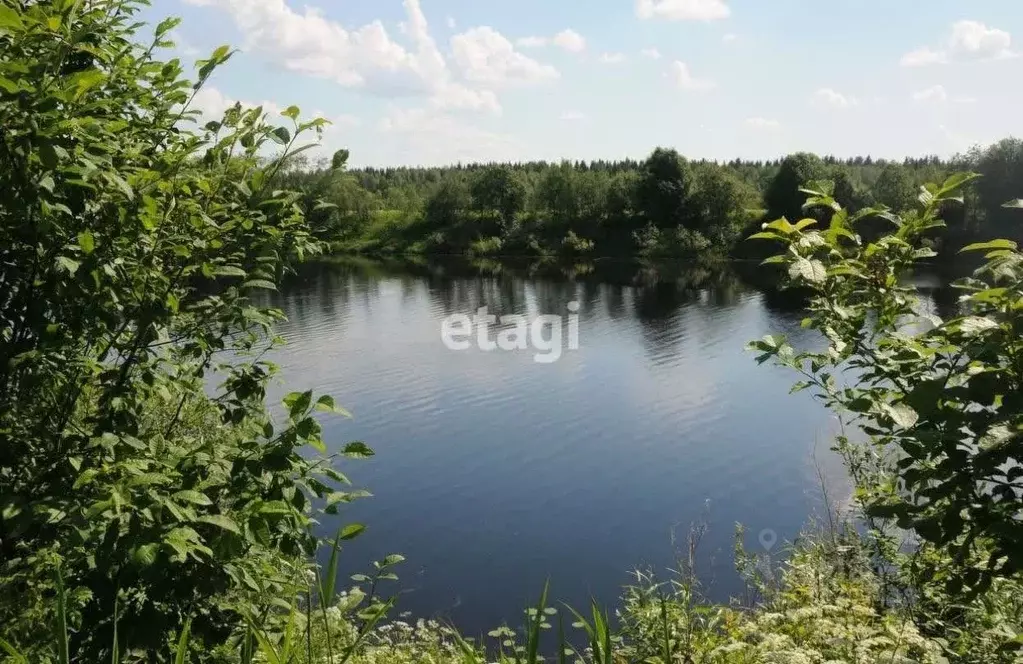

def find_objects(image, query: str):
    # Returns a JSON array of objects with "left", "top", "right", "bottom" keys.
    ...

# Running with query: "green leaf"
[
  {"left": 748, "top": 232, "right": 784, "bottom": 242},
  {"left": 960, "top": 239, "right": 1017, "bottom": 253},
  {"left": 315, "top": 395, "right": 352, "bottom": 417},
  {"left": 0, "top": 76, "right": 19, "bottom": 94},
  {"left": 270, "top": 126, "right": 290, "bottom": 145},
  {"left": 957, "top": 316, "right": 999, "bottom": 337},
  {"left": 57, "top": 256, "right": 80, "bottom": 275},
  {"left": 155, "top": 17, "right": 182, "bottom": 39},
  {"left": 342, "top": 441, "right": 374, "bottom": 458},
  {"left": 339, "top": 523, "right": 366, "bottom": 540},
  {"left": 0, "top": 6, "right": 25, "bottom": 32},
  {"left": 196, "top": 515, "right": 241, "bottom": 535},
  {"left": 789, "top": 258, "right": 826, "bottom": 284},
  {"left": 282, "top": 105, "right": 300, "bottom": 120},
  {"left": 133, "top": 544, "right": 160, "bottom": 567},
  {"left": 283, "top": 390, "right": 312, "bottom": 418},
  {"left": 382, "top": 554, "right": 405, "bottom": 566},
  {"left": 174, "top": 490, "right": 212, "bottom": 506},
  {"left": 107, "top": 172, "right": 134, "bottom": 200},
  {"left": 213, "top": 266, "right": 247, "bottom": 277},
  {"left": 70, "top": 69, "right": 106, "bottom": 97},
  {"left": 884, "top": 403, "right": 919, "bottom": 429},
  {"left": 937, "top": 172, "right": 981, "bottom": 198},
  {"left": 211, "top": 44, "right": 232, "bottom": 62},
  {"left": 242, "top": 279, "right": 277, "bottom": 290},
  {"left": 77, "top": 231, "right": 95, "bottom": 254}
]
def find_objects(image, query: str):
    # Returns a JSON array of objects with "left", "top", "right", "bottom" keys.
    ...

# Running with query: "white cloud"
[
  {"left": 560, "top": 110, "right": 586, "bottom": 121},
  {"left": 183, "top": 0, "right": 515, "bottom": 116},
  {"left": 745, "top": 117, "right": 780, "bottom": 130},
  {"left": 599, "top": 52, "right": 627, "bottom": 64},
  {"left": 446, "top": 16, "right": 456, "bottom": 30},
  {"left": 636, "top": 0, "right": 730, "bottom": 21},
  {"left": 517, "top": 36, "right": 548, "bottom": 48},
  {"left": 431, "top": 82, "right": 502, "bottom": 113},
  {"left": 913, "top": 85, "right": 948, "bottom": 103},
  {"left": 641, "top": 47, "right": 662, "bottom": 60},
  {"left": 911, "top": 85, "right": 978, "bottom": 105},
  {"left": 451, "top": 27, "right": 560, "bottom": 86},
  {"left": 553, "top": 29, "right": 587, "bottom": 53},
  {"left": 949, "top": 20, "right": 1013, "bottom": 59},
  {"left": 518, "top": 29, "right": 587, "bottom": 53},
  {"left": 722, "top": 33, "right": 738, "bottom": 44},
  {"left": 900, "top": 20, "right": 1015, "bottom": 66},
  {"left": 670, "top": 61, "right": 714, "bottom": 90},
  {"left": 378, "top": 107, "right": 521, "bottom": 163},
  {"left": 191, "top": 85, "right": 282, "bottom": 119},
  {"left": 812, "top": 87, "right": 856, "bottom": 109},
  {"left": 900, "top": 47, "right": 947, "bottom": 67},
  {"left": 183, "top": 0, "right": 420, "bottom": 88}
]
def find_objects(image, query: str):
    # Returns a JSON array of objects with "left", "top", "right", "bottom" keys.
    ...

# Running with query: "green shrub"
[{"left": 0, "top": 1, "right": 364, "bottom": 659}]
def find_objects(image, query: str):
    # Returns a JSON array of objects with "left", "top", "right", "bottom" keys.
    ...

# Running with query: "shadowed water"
[{"left": 256, "top": 256, "right": 954, "bottom": 636}]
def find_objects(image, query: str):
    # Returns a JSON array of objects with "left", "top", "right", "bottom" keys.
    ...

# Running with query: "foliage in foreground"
[
  {"left": 0, "top": 0, "right": 368, "bottom": 660},
  {"left": 3, "top": 0, "right": 1023, "bottom": 662}
]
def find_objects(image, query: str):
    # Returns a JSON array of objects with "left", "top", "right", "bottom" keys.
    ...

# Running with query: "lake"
[{"left": 257, "top": 256, "right": 957, "bottom": 636}]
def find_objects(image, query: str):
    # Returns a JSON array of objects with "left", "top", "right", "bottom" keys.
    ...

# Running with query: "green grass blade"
[
  {"left": 111, "top": 592, "right": 120, "bottom": 664},
  {"left": 659, "top": 593, "right": 671, "bottom": 664},
  {"left": 525, "top": 580, "right": 550, "bottom": 664},
  {"left": 321, "top": 530, "right": 343, "bottom": 608},
  {"left": 338, "top": 596, "right": 395, "bottom": 664},
  {"left": 53, "top": 567, "right": 69, "bottom": 664},
  {"left": 174, "top": 617, "right": 192, "bottom": 664},
  {"left": 0, "top": 637, "right": 28, "bottom": 664},
  {"left": 557, "top": 614, "right": 567, "bottom": 664}
]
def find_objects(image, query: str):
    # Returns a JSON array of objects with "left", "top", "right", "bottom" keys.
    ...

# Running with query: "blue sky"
[{"left": 152, "top": 0, "right": 1023, "bottom": 166}]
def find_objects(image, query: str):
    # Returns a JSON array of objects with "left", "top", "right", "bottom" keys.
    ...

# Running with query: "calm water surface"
[{"left": 258, "top": 257, "right": 955, "bottom": 635}]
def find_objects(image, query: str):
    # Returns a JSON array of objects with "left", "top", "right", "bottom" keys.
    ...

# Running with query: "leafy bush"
[
  {"left": 749, "top": 174, "right": 1023, "bottom": 595},
  {"left": 0, "top": 0, "right": 363, "bottom": 659}
]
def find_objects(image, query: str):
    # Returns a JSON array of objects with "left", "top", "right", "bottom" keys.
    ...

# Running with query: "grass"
[{"left": 7, "top": 521, "right": 1021, "bottom": 663}]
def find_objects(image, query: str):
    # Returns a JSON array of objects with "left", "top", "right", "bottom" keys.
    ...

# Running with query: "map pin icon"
[{"left": 759, "top": 529, "right": 778, "bottom": 552}]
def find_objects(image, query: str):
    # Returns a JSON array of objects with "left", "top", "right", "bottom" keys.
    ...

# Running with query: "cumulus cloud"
[
  {"left": 451, "top": 27, "right": 560, "bottom": 86},
  {"left": 378, "top": 107, "right": 522, "bottom": 164},
  {"left": 722, "top": 33, "right": 738, "bottom": 44},
  {"left": 636, "top": 0, "right": 730, "bottom": 21},
  {"left": 900, "top": 47, "right": 948, "bottom": 67},
  {"left": 182, "top": 0, "right": 560, "bottom": 116},
  {"left": 901, "top": 20, "right": 1015, "bottom": 66},
  {"left": 641, "top": 47, "right": 662, "bottom": 60},
  {"left": 517, "top": 28, "right": 587, "bottom": 53},
  {"left": 812, "top": 87, "right": 856, "bottom": 108},
  {"left": 599, "top": 52, "right": 627, "bottom": 64},
  {"left": 553, "top": 29, "right": 587, "bottom": 53},
  {"left": 560, "top": 110, "right": 586, "bottom": 121},
  {"left": 911, "top": 85, "right": 977, "bottom": 105},
  {"left": 949, "top": 20, "right": 1014, "bottom": 59},
  {"left": 670, "top": 61, "right": 714, "bottom": 90}
]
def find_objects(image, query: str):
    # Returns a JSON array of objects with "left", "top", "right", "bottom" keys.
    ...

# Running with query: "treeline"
[{"left": 278, "top": 139, "right": 1023, "bottom": 259}]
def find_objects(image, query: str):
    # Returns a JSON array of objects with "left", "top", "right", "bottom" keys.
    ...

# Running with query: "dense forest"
[{"left": 278, "top": 140, "right": 1023, "bottom": 259}]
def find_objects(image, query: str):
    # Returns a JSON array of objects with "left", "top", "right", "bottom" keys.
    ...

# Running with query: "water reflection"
[{"left": 256, "top": 255, "right": 946, "bottom": 636}]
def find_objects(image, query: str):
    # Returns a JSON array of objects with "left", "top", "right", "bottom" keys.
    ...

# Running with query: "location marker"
[{"left": 759, "top": 529, "right": 778, "bottom": 551}]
